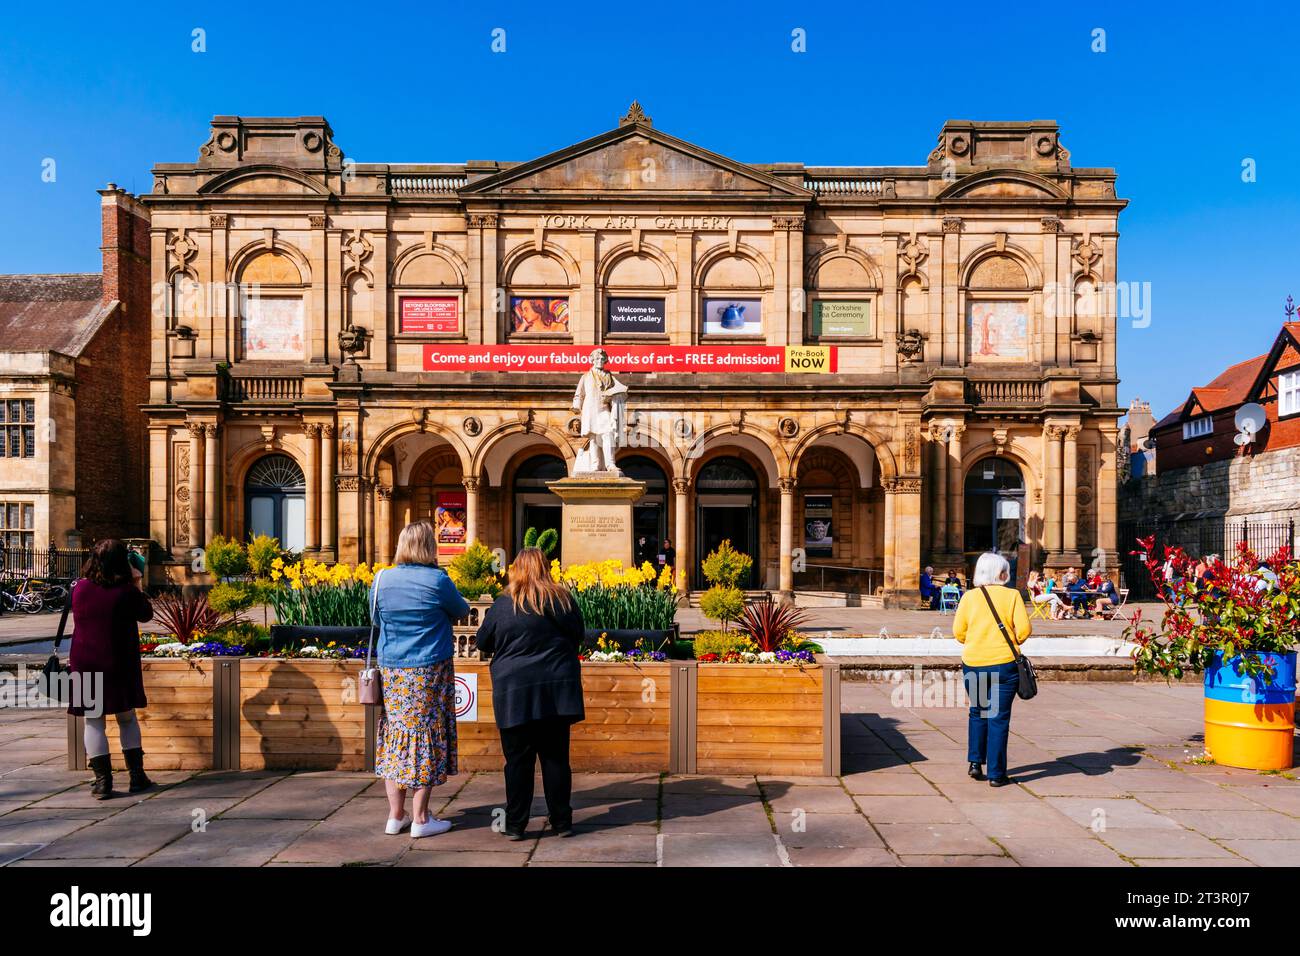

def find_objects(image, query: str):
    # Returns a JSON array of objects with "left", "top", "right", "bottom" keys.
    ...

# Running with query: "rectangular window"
[
  {"left": 1182, "top": 416, "right": 1213, "bottom": 440},
  {"left": 0, "top": 500, "right": 35, "bottom": 551},
  {"left": 1280, "top": 370, "right": 1300, "bottom": 417},
  {"left": 0, "top": 398, "right": 36, "bottom": 458}
]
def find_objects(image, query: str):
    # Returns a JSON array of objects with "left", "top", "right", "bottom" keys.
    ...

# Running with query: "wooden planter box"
[
  {"left": 69, "top": 658, "right": 839, "bottom": 777},
  {"left": 454, "top": 661, "right": 674, "bottom": 773},
  {"left": 695, "top": 663, "right": 835, "bottom": 776},
  {"left": 238, "top": 659, "right": 369, "bottom": 771}
]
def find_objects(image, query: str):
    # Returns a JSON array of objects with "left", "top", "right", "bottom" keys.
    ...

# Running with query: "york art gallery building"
[{"left": 143, "top": 106, "right": 1125, "bottom": 601}]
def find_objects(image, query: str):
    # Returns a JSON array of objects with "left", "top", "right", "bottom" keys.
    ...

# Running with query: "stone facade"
[{"left": 140, "top": 109, "right": 1125, "bottom": 602}]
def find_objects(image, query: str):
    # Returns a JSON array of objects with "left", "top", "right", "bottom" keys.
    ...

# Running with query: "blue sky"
[{"left": 1, "top": 0, "right": 1295, "bottom": 421}]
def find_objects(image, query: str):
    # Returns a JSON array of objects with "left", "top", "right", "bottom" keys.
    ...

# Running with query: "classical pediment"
[{"left": 463, "top": 122, "right": 810, "bottom": 199}]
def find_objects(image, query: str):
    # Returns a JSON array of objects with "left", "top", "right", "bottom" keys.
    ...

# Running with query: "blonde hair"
[
  {"left": 393, "top": 521, "right": 439, "bottom": 567},
  {"left": 507, "top": 547, "right": 575, "bottom": 617}
]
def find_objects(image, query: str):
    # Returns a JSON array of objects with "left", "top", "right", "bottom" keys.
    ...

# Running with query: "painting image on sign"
[
  {"left": 703, "top": 298, "right": 762, "bottom": 336},
  {"left": 401, "top": 297, "right": 459, "bottom": 334},
  {"left": 242, "top": 297, "right": 305, "bottom": 361},
  {"left": 606, "top": 297, "right": 666, "bottom": 335},
  {"left": 967, "top": 300, "right": 1029, "bottom": 362},
  {"left": 511, "top": 297, "right": 570, "bottom": 334},
  {"left": 812, "top": 300, "right": 872, "bottom": 337},
  {"left": 435, "top": 490, "right": 467, "bottom": 556}
]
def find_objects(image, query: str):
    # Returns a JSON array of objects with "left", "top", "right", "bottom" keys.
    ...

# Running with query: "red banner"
[{"left": 421, "top": 344, "right": 837, "bottom": 374}]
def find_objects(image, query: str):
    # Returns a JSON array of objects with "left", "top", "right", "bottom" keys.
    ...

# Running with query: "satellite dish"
[{"left": 1235, "top": 403, "right": 1267, "bottom": 446}]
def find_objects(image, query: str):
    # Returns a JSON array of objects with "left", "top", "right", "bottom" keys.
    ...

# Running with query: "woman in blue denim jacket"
[{"left": 370, "top": 521, "right": 470, "bottom": 839}]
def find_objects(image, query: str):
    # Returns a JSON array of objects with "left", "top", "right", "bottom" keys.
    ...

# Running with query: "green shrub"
[
  {"left": 698, "top": 584, "right": 745, "bottom": 631},
  {"left": 701, "top": 539, "right": 752, "bottom": 588},
  {"left": 447, "top": 540, "right": 504, "bottom": 600},
  {"left": 206, "top": 535, "right": 249, "bottom": 579},
  {"left": 691, "top": 629, "right": 749, "bottom": 658},
  {"left": 246, "top": 534, "right": 281, "bottom": 578},
  {"left": 208, "top": 581, "right": 257, "bottom": 617}
]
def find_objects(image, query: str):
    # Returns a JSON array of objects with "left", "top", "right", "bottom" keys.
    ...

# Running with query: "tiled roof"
[
  {"left": 1153, "top": 353, "right": 1267, "bottom": 431},
  {"left": 0, "top": 274, "right": 109, "bottom": 356}
]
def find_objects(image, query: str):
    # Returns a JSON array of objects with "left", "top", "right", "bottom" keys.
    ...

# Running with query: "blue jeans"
[{"left": 963, "top": 661, "right": 1019, "bottom": 780}]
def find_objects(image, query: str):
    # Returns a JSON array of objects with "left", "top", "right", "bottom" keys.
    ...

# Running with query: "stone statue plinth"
[{"left": 547, "top": 474, "right": 647, "bottom": 569}]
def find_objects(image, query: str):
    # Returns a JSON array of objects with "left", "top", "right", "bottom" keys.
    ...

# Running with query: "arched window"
[
  {"left": 237, "top": 251, "right": 306, "bottom": 361},
  {"left": 245, "top": 454, "right": 306, "bottom": 552}
]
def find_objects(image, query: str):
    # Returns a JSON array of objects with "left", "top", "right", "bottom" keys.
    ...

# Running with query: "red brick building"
[{"left": 0, "top": 186, "right": 152, "bottom": 553}]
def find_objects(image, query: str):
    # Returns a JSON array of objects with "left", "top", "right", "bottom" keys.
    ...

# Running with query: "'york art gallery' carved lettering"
[{"left": 542, "top": 214, "right": 731, "bottom": 231}]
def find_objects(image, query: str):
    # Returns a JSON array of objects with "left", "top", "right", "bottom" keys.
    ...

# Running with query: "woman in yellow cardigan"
[{"left": 952, "top": 552, "right": 1031, "bottom": 787}]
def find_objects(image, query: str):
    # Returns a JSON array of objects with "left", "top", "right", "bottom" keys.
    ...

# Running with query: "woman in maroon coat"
[{"left": 68, "top": 539, "right": 155, "bottom": 799}]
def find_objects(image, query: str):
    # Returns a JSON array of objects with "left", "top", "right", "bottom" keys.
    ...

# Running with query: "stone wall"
[{"left": 1120, "top": 447, "right": 1300, "bottom": 525}]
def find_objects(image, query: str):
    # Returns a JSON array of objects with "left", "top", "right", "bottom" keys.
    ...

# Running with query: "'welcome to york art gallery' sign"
[{"left": 422, "top": 344, "right": 837, "bottom": 374}]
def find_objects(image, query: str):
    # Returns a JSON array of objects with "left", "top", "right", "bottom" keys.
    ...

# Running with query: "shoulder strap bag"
[
  {"left": 359, "top": 568, "right": 385, "bottom": 705},
  {"left": 979, "top": 585, "right": 1037, "bottom": 700},
  {"left": 40, "top": 580, "right": 75, "bottom": 705}
]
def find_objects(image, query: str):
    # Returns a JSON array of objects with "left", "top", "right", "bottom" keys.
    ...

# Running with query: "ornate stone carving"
[
  {"left": 993, "top": 427, "right": 1009, "bottom": 456},
  {"left": 260, "top": 425, "right": 276, "bottom": 450},
  {"left": 376, "top": 484, "right": 392, "bottom": 501},
  {"left": 893, "top": 477, "right": 922, "bottom": 494},
  {"left": 303, "top": 423, "right": 321, "bottom": 438},
  {"left": 1044, "top": 424, "right": 1066, "bottom": 441},
  {"left": 619, "top": 100, "right": 653, "bottom": 127},
  {"left": 343, "top": 231, "right": 373, "bottom": 272},
  {"left": 1040, "top": 216, "right": 1063, "bottom": 233},
  {"left": 170, "top": 231, "right": 198, "bottom": 269},
  {"left": 462, "top": 416, "right": 483, "bottom": 437},
  {"left": 898, "top": 234, "right": 928, "bottom": 274},
  {"left": 309, "top": 214, "right": 328, "bottom": 229},
  {"left": 1072, "top": 235, "right": 1103, "bottom": 275},
  {"left": 202, "top": 423, "right": 218, "bottom": 438},
  {"left": 898, "top": 329, "right": 925, "bottom": 361},
  {"left": 1065, "top": 425, "right": 1081, "bottom": 441},
  {"left": 778, "top": 417, "right": 799, "bottom": 438},
  {"left": 466, "top": 213, "right": 499, "bottom": 229},
  {"left": 322, "top": 423, "right": 335, "bottom": 439},
  {"left": 210, "top": 214, "right": 228, "bottom": 229},
  {"left": 903, "top": 424, "right": 920, "bottom": 474},
  {"left": 942, "top": 216, "right": 964, "bottom": 234},
  {"left": 335, "top": 476, "right": 359, "bottom": 492},
  {"left": 1117, "top": 425, "right": 1132, "bottom": 482},
  {"left": 778, "top": 476, "right": 797, "bottom": 494},
  {"left": 672, "top": 477, "right": 690, "bottom": 495},
  {"left": 185, "top": 421, "right": 205, "bottom": 439},
  {"left": 173, "top": 441, "right": 190, "bottom": 546},
  {"left": 1077, "top": 445, "right": 1096, "bottom": 545},
  {"left": 340, "top": 440, "right": 356, "bottom": 471},
  {"left": 772, "top": 216, "right": 805, "bottom": 231},
  {"left": 462, "top": 476, "right": 482, "bottom": 493}
]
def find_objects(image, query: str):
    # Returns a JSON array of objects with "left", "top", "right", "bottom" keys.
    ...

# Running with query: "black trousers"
[{"left": 498, "top": 717, "right": 573, "bottom": 833}]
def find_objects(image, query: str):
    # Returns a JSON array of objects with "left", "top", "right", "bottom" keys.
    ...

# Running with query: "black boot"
[
  {"left": 967, "top": 762, "right": 985, "bottom": 781},
  {"left": 123, "top": 747, "right": 153, "bottom": 793},
  {"left": 88, "top": 754, "right": 114, "bottom": 800}
]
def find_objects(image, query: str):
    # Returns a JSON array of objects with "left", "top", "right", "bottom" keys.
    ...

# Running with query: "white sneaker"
[
  {"left": 411, "top": 818, "right": 453, "bottom": 838},
  {"left": 385, "top": 813, "right": 412, "bottom": 835}
]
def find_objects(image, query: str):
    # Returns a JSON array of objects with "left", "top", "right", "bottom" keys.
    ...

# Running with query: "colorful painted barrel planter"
[{"left": 1203, "top": 650, "right": 1297, "bottom": 771}]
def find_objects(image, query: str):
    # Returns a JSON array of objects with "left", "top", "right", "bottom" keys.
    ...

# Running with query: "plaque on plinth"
[{"left": 547, "top": 473, "right": 647, "bottom": 569}]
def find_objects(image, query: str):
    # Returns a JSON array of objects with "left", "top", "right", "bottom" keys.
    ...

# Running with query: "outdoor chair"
[
  {"left": 938, "top": 584, "right": 961, "bottom": 614},
  {"left": 1028, "top": 596, "right": 1054, "bottom": 620},
  {"left": 1096, "top": 587, "right": 1131, "bottom": 620}
]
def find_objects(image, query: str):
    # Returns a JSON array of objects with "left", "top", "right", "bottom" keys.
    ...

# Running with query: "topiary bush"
[
  {"left": 701, "top": 539, "right": 752, "bottom": 588},
  {"left": 691, "top": 629, "right": 752, "bottom": 659},
  {"left": 206, "top": 534, "right": 249, "bottom": 579},
  {"left": 446, "top": 540, "right": 504, "bottom": 600},
  {"left": 523, "top": 526, "right": 558, "bottom": 556},
  {"left": 246, "top": 534, "right": 281, "bottom": 578},
  {"left": 698, "top": 584, "right": 745, "bottom": 632}
]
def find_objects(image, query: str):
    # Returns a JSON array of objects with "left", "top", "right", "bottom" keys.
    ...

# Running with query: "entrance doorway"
[
  {"left": 621, "top": 455, "right": 668, "bottom": 567},
  {"left": 963, "top": 457, "right": 1026, "bottom": 581},
  {"left": 512, "top": 454, "right": 566, "bottom": 558},
  {"left": 244, "top": 454, "right": 306, "bottom": 553},
  {"left": 694, "top": 456, "right": 759, "bottom": 588}
]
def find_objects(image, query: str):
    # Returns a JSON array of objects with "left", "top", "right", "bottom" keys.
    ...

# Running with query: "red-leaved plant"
[
  {"left": 152, "top": 591, "right": 227, "bottom": 644},
  {"left": 1124, "top": 536, "right": 1300, "bottom": 683},
  {"left": 737, "top": 600, "right": 811, "bottom": 653}
]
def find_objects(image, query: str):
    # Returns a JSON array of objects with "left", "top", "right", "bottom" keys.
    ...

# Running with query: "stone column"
[
  {"left": 376, "top": 484, "right": 393, "bottom": 565},
  {"left": 320, "top": 424, "right": 336, "bottom": 558},
  {"left": 202, "top": 423, "right": 219, "bottom": 546},
  {"left": 1044, "top": 425, "right": 1064, "bottom": 557},
  {"left": 778, "top": 476, "right": 796, "bottom": 600},
  {"left": 303, "top": 423, "right": 321, "bottom": 555},
  {"left": 891, "top": 477, "right": 923, "bottom": 600},
  {"left": 1062, "top": 425, "right": 1080, "bottom": 556},
  {"left": 463, "top": 476, "right": 481, "bottom": 546},
  {"left": 186, "top": 422, "right": 204, "bottom": 548},
  {"left": 930, "top": 425, "right": 947, "bottom": 553},
  {"left": 945, "top": 423, "right": 965, "bottom": 554},
  {"left": 672, "top": 477, "right": 690, "bottom": 589},
  {"left": 882, "top": 479, "right": 897, "bottom": 593}
]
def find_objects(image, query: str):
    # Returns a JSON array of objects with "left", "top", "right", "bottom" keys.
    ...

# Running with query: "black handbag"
[
  {"left": 979, "top": 585, "right": 1037, "bottom": 700},
  {"left": 40, "top": 581, "right": 75, "bottom": 705}
]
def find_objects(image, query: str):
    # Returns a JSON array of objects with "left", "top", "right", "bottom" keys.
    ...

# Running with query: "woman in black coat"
[{"left": 474, "top": 547, "right": 585, "bottom": 839}]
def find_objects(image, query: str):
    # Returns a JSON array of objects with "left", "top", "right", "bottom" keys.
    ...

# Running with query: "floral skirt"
[{"left": 374, "top": 660, "right": 458, "bottom": 789}]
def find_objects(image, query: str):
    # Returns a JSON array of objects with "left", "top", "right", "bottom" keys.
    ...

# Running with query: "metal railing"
[
  {"left": 0, "top": 547, "right": 88, "bottom": 582},
  {"left": 793, "top": 564, "right": 884, "bottom": 596},
  {"left": 1117, "top": 517, "right": 1296, "bottom": 600}
]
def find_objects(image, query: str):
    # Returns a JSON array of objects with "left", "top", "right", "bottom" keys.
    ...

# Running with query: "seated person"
[
  {"left": 1065, "top": 573, "right": 1090, "bottom": 616},
  {"left": 1093, "top": 576, "right": 1120, "bottom": 614},
  {"left": 919, "top": 566, "right": 940, "bottom": 610},
  {"left": 1027, "top": 570, "right": 1068, "bottom": 620}
]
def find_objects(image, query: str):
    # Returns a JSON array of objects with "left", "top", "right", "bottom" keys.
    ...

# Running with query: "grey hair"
[{"left": 972, "top": 552, "right": 1011, "bottom": 587}]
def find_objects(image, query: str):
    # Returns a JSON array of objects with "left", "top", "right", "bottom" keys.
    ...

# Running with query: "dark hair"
[{"left": 80, "top": 539, "right": 132, "bottom": 587}]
